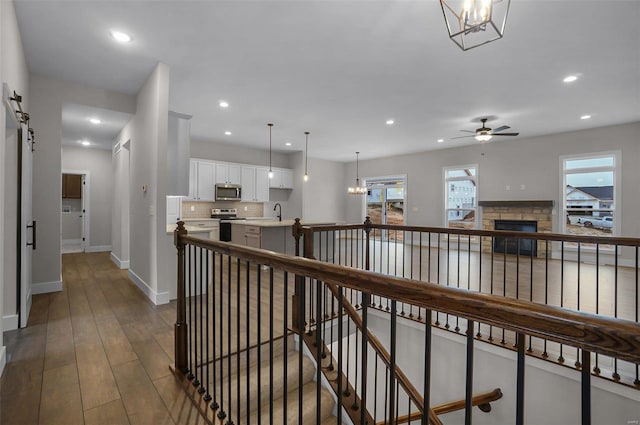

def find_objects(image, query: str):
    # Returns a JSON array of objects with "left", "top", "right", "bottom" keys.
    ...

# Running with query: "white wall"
[
  {"left": 28, "top": 75, "right": 134, "bottom": 288},
  {"left": 116, "top": 63, "right": 171, "bottom": 305},
  {"left": 111, "top": 138, "right": 130, "bottom": 268},
  {"left": 62, "top": 146, "right": 113, "bottom": 249},
  {"left": 302, "top": 156, "right": 347, "bottom": 224},
  {"left": 1, "top": 0, "right": 30, "bottom": 344},
  {"left": 366, "top": 311, "right": 639, "bottom": 425},
  {"left": 343, "top": 122, "right": 640, "bottom": 238}
]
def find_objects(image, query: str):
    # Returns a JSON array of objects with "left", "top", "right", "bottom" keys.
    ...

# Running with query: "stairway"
[{"left": 175, "top": 334, "right": 338, "bottom": 424}]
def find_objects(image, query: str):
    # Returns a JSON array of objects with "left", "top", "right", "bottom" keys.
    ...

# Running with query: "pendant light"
[
  {"left": 303, "top": 131, "right": 310, "bottom": 182},
  {"left": 267, "top": 123, "right": 274, "bottom": 179},
  {"left": 347, "top": 152, "right": 367, "bottom": 195}
]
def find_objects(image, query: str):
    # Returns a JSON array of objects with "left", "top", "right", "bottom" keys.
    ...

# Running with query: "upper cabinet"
[
  {"left": 194, "top": 160, "right": 216, "bottom": 201},
  {"left": 241, "top": 166, "right": 270, "bottom": 202},
  {"left": 215, "top": 163, "right": 241, "bottom": 185},
  {"left": 62, "top": 174, "right": 82, "bottom": 199},
  {"left": 269, "top": 168, "right": 294, "bottom": 189}
]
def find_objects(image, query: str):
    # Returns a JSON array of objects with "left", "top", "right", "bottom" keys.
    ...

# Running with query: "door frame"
[
  {"left": 61, "top": 169, "right": 90, "bottom": 251},
  {"left": 362, "top": 174, "right": 407, "bottom": 240}
]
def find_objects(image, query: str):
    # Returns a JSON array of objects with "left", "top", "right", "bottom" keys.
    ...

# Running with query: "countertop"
[
  {"left": 166, "top": 224, "right": 216, "bottom": 235},
  {"left": 234, "top": 219, "right": 297, "bottom": 228}
]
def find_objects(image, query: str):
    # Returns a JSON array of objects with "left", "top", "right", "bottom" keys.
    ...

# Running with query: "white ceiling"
[
  {"left": 61, "top": 103, "right": 132, "bottom": 150},
  {"left": 14, "top": 1, "right": 640, "bottom": 161}
]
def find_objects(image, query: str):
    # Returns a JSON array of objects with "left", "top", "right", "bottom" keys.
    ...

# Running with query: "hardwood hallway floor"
[{"left": 1, "top": 252, "right": 206, "bottom": 425}]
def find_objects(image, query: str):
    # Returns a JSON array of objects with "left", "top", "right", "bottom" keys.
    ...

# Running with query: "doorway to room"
[
  {"left": 61, "top": 171, "right": 88, "bottom": 253},
  {"left": 365, "top": 176, "right": 406, "bottom": 241}
]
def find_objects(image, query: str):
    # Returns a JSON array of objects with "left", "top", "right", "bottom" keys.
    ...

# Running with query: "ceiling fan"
[{"left": 453, "top": 118, "right": 519, "bottom": 142}]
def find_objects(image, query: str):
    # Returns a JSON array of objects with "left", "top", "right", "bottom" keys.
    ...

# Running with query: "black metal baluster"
[
  {"left": 445, "top": 235, "right": 451, "bottom": 330},
  {"left": 516, "top": 332, "right": 525, "bottom": 425},
  {"left": 353, "top": 323, "right": 359, "bottom": 410},
  {"left": 559, "top": 241, "right": 565, "bottom": 363},
  {"left": 283, "top": 271, "right": 289, "bottom": 423},
  {"left": 205, "top": 251, "right": 212, "bottom": 403},
  {"left": 198, "top": 247, "right": 205, "bottom": 394},
  {"left": 316, "top": 280, "right": 322, "bottom": 425},
  {"left": 635, "top": 246, "right": 639, "bottom": 386},
  {"left": 297, "top": 276, "right": 305, "bottom": 425},
  {"left": 226, "top": 256, "right": 233, "bottom": 425},
  {"left": 489, "top": 237, "right": 494, "bottom": 342},
  {"left": 542, "top": 240, "right": 548, "bottom": 358},
  {"left": 344, "top": 312, "right": 351, "bottom": 397},
  {"left": 193, "top": 246, "right": 200, "bottom": 388},
  {"left": 501, "top": 238, "right": 507, "bottom": 344},
  {"left": 582, "top": 349, "right": 592, "bottom": 425},
  {"left": 422, "top": 309, "right": 432, "bottom": 425},
  {"left": 594, "top": 244, "right": 600, "bottom": 373},
  {"left": 245, "top": 261, "right": 250, "bottom": 418},
  {"left": 256, "top": 264, "right": 261, "bottom": 425},
  {"left": 337, "top": 286, "right": 343, "bottom": 425},
  {"left": 465, "top": 319, "right": 474, "bottom": 425},
  {"left": 211, "top": 252, "right": 219, "bottom": 411},
  {"left": 389, "top": 300, "right": 397, "bottom": 425},
  {"left": 384, "top": 367, "right": 389, "bottom": 425},
  {"left": 187, "top": 246, "right": 194, "bottom": 380},
  {"left": 477, "top": 236, "right": 482, "bottom": 338},
  {"left": 374, "top": 355, "right": 379, "bottom": 423},
  {"left": 528, "top": 242, "right": 534, "bottom": 352},
  {"left": 269, "top": 267, "right": 274, "bottom": 424},
  {"left": 217, "top": 254, "right": 226, "bottom": 422},
  {"left": 455, "top": 234, "right": 461, "bottom": 332},
  {"left": 236, "top": 259, "right": 241, "bottom": 424},
  {"left": 409, "top": 231, "right": 414, "bottom": 318},
  {"left": 576, "top": 244, "right": 581, "bottom": 368},
  {"left": 417, "top": 232, "right": 423, "bottom": 321},
  {"left": 613, "top": 245, "right": 620, "bottom": 381},
  {"left": 435, "top": 234, "right": 441, "bottom": 326}
]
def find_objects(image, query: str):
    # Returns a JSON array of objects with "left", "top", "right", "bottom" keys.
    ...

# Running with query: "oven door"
[{"left": 219, "top": 222, "right": 232, "bottom": 242}]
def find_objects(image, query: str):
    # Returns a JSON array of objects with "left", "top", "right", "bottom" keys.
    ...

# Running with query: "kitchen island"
[{"left": 231, "top": 219, "right": 297, "bottom": 255}]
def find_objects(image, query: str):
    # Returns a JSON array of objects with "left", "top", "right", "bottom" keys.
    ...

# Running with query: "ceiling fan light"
[{"left": 475, "top": 133, "right": 492, "bottom": 142}]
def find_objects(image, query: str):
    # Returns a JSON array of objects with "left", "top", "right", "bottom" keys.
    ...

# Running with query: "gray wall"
[
  {"left": 62, "top": 146, "right": 113, "bottom": 248},
  {"left": 302, "top": 156, "right": 347, "bottom": 224},
  {"left": 111, "top": 138, "right": 130, "bottom": 267},
  {"left": 344, "top": 122, "right": 640, "bottom": 239},
  {"left": 28, "top": 75, "right": 134, "bottom": 287},
  {"left": 191, "top": 139, "right": 292, "bottom": 169},
  {"left": 1, "top": 0, "right": 30, "bottom": 335}
]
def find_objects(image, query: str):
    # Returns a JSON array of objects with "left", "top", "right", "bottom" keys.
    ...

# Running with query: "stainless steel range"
[{"left": 211, "top": 208, "right": 244, "bottom": 241}]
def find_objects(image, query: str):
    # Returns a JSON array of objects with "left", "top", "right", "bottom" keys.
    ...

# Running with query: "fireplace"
[{"left": 493, "top": 220, "right": 538, "bottom": 256}]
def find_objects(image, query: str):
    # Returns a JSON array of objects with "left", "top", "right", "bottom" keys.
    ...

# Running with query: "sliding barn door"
[{"left": 18, "top": 125, "right": 33, "bottom": 328}]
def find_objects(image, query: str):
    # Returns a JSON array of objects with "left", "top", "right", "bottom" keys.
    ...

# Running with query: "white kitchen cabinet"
[
  {"left": 269, "top": 168, "right": 294, "bottom": 189},
  {"left": 215, "top": 163, "right": 241, "bottom": 185},
  {"left": 166, "top": 196, "right": 183, "bottom": 226},
  {"left": 196, "top": 161, "right": 216, "bottom": 201},
  {"left": 188, "top": 159, "right": 197, "bottom": 199},
  {"left": 241, "top": 166, "right": 270, "bottom": 202}
]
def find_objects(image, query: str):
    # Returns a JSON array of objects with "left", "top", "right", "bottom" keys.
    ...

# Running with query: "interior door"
[
  {"left": 18, "top": 125, "right": 33, "bottom": 328},
  {"left": 366, "top": 179, "right": 405, "bottom": 241}
]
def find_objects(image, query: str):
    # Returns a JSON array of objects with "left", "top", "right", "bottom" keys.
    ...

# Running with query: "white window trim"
[
  {"left": 442, "top": 164, "right": 478, "bottom": 229},
  {"left": 559, "top": 150, "right": 621, "bottom": 237},
  {"left": 361, "top": 174, "right": 408, "bottom": 225}
]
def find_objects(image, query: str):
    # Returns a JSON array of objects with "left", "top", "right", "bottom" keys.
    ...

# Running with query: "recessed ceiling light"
[
  {"left": 563, "top": 75, "right": 578, "bottom": 83},
  {"left": 81, "top": 140, "right": 91, "bottom": 146},
  {"left": 580, "top": 115, "right": 591, "bottom": 120},
  {"left": 110, "top": 30, "right": 132, "bottom": 43},
  {"left": 89, "top": 117, "right": 101, "bottom": 125},
  {"left": 285, "top": 142, "right": 292, "bottom": 146},
  {"left": 437, "top": 139, "right": 444, "bottom": 143},
  {"left": 386, "top": 119, "right": 395, "bottom": 125},
  {"left": 219, "top": 101, "right": 229, "bottom": 108},
  {"left": 224, "top": 131, "right": 232, "bottom": 136}
]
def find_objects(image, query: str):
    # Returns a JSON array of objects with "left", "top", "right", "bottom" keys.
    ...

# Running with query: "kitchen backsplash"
[{"left": 181, "top": 201, "right": 264, "bottom": 219}]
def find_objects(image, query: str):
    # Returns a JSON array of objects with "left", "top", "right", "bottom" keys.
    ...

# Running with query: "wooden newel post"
[
  {"left": 364, "top": 216, "right": 372, "bottom": 271},
  {"left": 174, "top": 221, "right": 188, "bottom": 373}
]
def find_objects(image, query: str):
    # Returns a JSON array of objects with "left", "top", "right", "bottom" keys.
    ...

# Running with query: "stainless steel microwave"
[{"left": 215, "top": 184, "right": 242, "bottom": 201}]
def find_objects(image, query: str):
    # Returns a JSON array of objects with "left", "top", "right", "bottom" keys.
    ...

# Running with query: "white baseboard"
[
  {"left": 32, "top": 280, "right": 63, "bottom": 294},
  {"left": 0, "top": 346, "right": 6, "bottom": 377},
  {"left": 85, "top": 245, "right": 112, "bottom": 253},
  {"left": 127, "top": 269, "right": 169, "bottom": 305},
  {"left": 110, "top": 252, "right": 129, "bottom": 269},
  {"left": 3, "top": 315, "right": 18, "bottom": 331},
  {"left": 61, "top": 238, "right": 81, "bottom": 246}
]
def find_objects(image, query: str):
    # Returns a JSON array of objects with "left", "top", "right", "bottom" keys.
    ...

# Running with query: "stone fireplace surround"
[{"left": 479, "top": 200, "right": 554, "bottom": 257}]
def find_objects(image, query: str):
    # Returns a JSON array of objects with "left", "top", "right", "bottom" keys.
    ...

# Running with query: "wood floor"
[{"left": 1, "top": 252, "right": 206, "bottom": 425}]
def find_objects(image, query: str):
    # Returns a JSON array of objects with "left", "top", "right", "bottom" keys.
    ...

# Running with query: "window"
[
  {"left": 444, "top": 165, "right": 477, "bottom": 229},
  {"left": 562, "top": 152, "right": 619, "bottom": 237}
]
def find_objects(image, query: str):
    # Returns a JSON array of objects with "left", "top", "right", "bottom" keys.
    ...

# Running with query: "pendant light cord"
[
  {"left": 304, "top": 132, "right": 310, "bottom": 176},
  {"left": 268, "top": 123, "right": 273, "bottom": 172}
]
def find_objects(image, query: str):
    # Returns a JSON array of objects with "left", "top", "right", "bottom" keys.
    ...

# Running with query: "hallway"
[{"left": 0, "top": 252, "right": 205, "bottom": 425}]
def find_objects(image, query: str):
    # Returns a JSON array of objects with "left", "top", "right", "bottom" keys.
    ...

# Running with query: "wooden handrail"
[
  {"left": 379, "top": 388, "right": 503, "bottom": 425},
  {"left": 300, "top": 221, "right": 640, "bottom": 247},
  {"left": 179, "top": 231, "right": 640, "bottom": 364}
]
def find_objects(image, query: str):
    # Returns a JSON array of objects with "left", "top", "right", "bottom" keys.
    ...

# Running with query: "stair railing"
[{"left": 175, "top": 221, "right": 640, "bottom": 425}]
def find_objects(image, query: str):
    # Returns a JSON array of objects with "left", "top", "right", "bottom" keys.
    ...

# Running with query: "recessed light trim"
[
  {"left": 89, "top": 117, "right": 101, "bottom": 125},
  {"left": 285, "top": 142, "right": 292, "bottom": 146},
  {"left": 563, "top": 75, "right": 578, "bottom": 83},
  {"left": 437, "top": 139, "right": 444, "bottom": 143},
  {"left": 219, "top": 101, "right": 229, "bottom": 108},
  {"left": 110, "top": 30, "right": 132, "bottom": 43},
  {"left": 386, "top": 119, "right": 395, "bottom": 125},
  {"left": 81, "top": 140, "right": 91, "bottom": 146},
  {"left": 224, "top": 131, "right": 232, "bottom": 136},
  {"left": 580, "top": 114, "right": 592, "bottom": 120}
]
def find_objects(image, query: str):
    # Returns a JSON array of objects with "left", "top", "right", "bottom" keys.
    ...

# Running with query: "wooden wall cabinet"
[{"left": 62, "top": 174, "right": 82, "bottom": 199}]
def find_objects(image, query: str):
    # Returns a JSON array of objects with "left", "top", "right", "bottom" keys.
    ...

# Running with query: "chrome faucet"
[{"left": 273, "top": 203, "right": 282, "bottom": 222}]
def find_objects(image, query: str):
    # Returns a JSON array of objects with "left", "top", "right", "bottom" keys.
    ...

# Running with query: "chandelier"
[
  {"left": 347, "top": 152, "right": 367, "bottom": 195},
  {"left": 440, "top": 0, "right": 511, "bottom": 51}
]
